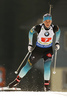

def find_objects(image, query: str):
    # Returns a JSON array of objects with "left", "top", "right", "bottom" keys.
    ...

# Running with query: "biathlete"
[{"left": 8, "top": 13, "right": 60, "bottom": 91}]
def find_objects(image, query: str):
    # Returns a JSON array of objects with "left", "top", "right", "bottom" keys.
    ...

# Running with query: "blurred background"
[{"left": 0, "top": 0, "right": 67, "bottom": 91}]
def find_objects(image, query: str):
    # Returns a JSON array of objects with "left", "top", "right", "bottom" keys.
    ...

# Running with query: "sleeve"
[
  {"left": 34, "top": 25, "right": 41, "bottom": 33},
  {"left": 53, "top": 25, "right": 59, "bottom": 33},
  {"left": 53, "top": 25, "right": 61, "bottom": 44},
  {"left": 28, "top": 26, "right": 35, "bottom": 45},
  {"left": 28, "top": 25, "right": 41, "bottom": 45}
]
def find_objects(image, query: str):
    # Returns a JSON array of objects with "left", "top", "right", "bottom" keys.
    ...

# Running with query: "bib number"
[{"left": 41, "top": 37, "right": 52, "bottom": 42}]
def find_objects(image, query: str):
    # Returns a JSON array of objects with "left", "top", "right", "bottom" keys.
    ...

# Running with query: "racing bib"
[{"left": 36, "top": 25, "right": 54, "bottom": 48}]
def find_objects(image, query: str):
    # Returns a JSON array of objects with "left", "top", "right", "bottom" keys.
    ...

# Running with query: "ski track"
[{"left": 0, "top": 91, "right": 67, "bottom": 100}]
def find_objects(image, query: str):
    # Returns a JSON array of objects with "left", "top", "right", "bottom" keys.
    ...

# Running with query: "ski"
[{"left": 0, "top": 87, "right": 21, "bottom": 91}]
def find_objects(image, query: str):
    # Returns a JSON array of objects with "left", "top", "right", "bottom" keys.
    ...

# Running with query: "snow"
[{"left": 0, "top": 91, "right": 67, "bottom": 100}]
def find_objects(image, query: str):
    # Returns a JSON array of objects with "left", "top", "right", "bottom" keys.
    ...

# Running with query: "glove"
[
  {"left": 28, "top": 45, "right": 33, "bottom": 52},
  {"left": 55, "top": 43, "right": 60, "bottom": 50}
]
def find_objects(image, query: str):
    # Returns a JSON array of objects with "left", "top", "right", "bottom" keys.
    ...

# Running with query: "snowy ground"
[{"left": 0, "top": 91, "right": 67, "bottom": 100}]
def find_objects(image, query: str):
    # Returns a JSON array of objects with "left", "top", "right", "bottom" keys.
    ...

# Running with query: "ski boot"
[
  {"left": 44, "top": 80, "right": 50, "bottom": 91},
  {"left": 8, "top": 76, "right": 21, "bottom": 88}
]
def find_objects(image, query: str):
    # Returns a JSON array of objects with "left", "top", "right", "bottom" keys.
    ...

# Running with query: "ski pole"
[
  {"left": 15, "top": 51, "right": 30, "bottom": 74},
  {"left": 53, "top": 50, "right": 57, "bottom": 74}
]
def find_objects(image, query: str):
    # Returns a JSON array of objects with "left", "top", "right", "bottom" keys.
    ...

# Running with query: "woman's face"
[{"left": 43, "top": 20, "right": 52, "bottom": 28}]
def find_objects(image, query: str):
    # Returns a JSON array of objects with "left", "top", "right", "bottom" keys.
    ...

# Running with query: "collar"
[{"left": 42, "top": 23, "right": 51, "bottom": 30}]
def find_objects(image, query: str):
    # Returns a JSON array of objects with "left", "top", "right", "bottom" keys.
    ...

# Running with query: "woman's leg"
[{"left": 44, "top": 59, "right": 52, "bottom": 91}]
